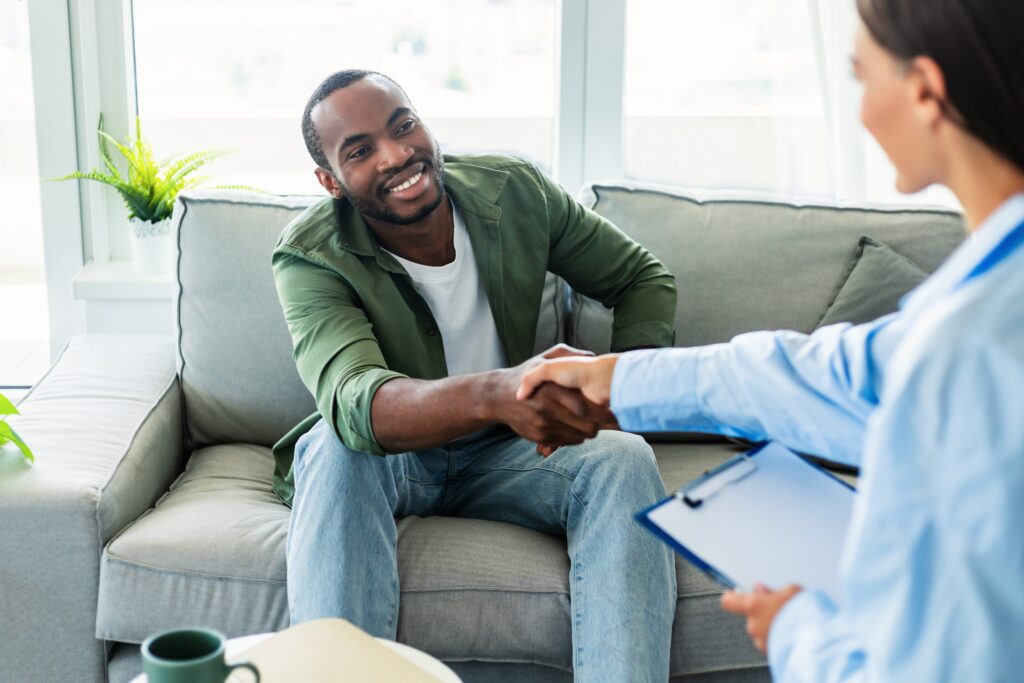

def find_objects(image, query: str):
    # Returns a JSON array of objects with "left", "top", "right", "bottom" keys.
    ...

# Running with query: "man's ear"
[{"left": 315, "top": 167, "right": 344, "bottom": 199}]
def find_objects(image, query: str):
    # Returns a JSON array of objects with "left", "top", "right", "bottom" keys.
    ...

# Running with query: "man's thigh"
[
  {"left": 292, "top": 418, "right": 450, "bottom": 519},
  {"left": 441, "top": 429, "right": 658, "bottom": 534}
]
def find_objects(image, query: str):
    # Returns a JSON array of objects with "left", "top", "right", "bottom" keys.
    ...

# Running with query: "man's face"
[{"left": 312, "top": 76, "right": 445, "bottom": 225}]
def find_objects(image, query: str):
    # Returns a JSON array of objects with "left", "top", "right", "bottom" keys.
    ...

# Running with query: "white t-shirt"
[{"left": 384, "top": 200, "right": 507, "bottom": 376}]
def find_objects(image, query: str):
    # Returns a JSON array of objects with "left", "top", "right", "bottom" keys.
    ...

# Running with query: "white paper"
[{"left": 645, "top": 442, "right": 855, "bottom": 604}]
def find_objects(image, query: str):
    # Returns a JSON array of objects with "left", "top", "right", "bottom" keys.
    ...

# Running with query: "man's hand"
[
  {"left": 720, "top": 583, "right": 802, "bottom": 653},
  {"left": 516, "top": 353, "right": 621, "bottom": 407},
  {"left": 486, "top": 344, "right": 617, "bottom": 456}
]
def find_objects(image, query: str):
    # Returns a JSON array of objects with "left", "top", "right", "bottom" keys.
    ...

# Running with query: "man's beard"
[{"left": 346, "top": 155, "right": 446, "bottom": 226}]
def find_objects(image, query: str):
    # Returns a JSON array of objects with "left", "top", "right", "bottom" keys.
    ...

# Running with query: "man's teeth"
[{"left": 389, "top": 172, "right": 423, "bottom": 193}]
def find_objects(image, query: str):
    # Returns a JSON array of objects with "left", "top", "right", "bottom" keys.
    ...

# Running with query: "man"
[{"left": 272, "top": 69, "right": 677, "bottom": 682}]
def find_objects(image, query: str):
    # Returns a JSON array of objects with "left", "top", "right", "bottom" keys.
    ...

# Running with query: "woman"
[{"left": 518, "top": 0, "right": 1024, "bottom": 680}]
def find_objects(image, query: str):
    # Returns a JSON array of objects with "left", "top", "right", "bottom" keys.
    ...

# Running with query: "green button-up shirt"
[{"left": 271, "top": 154, "right": 676, "bottom": 505}]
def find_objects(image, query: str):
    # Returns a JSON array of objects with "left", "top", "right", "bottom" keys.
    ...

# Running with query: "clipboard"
[{"left": 637, "top": 441, "right": 856, "bottom": 604}]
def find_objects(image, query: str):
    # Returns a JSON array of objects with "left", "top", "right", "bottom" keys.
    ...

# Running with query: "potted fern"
[{"left": 52, "top": 115, "right": 236, "bottom": 273}]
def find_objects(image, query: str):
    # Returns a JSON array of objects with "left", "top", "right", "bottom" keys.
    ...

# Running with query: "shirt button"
[{"left": 426, "top": 326, "right": 438, "bottom": 337}]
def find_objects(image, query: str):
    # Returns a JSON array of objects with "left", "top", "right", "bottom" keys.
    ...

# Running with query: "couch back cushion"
[
  {"left": 571, "top": 183, "right": 966, "bottom": 352},
  {"left": 174, "top": 192, "right": 320, "bottom": 448},
  {"left": 173, "top": 190, "right": 564, "bottom": 448}
]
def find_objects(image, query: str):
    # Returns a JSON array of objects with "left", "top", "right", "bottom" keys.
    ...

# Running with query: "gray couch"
[{"left": 0, "top": 181, "right": 965, "bottom": 683}]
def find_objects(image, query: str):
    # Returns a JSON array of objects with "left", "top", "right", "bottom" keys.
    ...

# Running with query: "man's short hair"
[{"left": 301, "top": 70, "right": 409, "bottom": 171}]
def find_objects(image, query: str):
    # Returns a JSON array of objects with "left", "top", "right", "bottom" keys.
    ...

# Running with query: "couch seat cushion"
[{"left": 98, "top": 441, "right": 765, "bottom": 677}]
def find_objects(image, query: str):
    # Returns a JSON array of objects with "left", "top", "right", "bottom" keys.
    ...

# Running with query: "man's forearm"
[
  {"left": 370, "top": 373, "right": 502, "bottom": 453},
  {"left": 369, "top": 345, "right": 618, "bottom": 455}
]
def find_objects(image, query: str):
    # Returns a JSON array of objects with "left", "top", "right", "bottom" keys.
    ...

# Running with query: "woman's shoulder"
[{"left": 885, "top": 257, "right": 1024, "bottom": 403}]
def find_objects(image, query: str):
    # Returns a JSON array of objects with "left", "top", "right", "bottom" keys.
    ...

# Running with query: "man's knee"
[
  {"left": 581, "top": 431, "right": 663, "bottom": 489},
  {"left": 295, "top": 422, "right": 393, "bottom": 497},
  {"left": 592, "top": 430, "right": 658, "bottom": 468}
]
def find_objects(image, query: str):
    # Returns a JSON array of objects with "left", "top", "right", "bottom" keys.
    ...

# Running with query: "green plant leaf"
[
  {"left": 96, "top": 113, "right": 123, "bottom": 179},
  {"left": 47, "top": 169, "right": 116, "bottom": 183},
  {"left": 212, "top": 184, "right": 267, "bottom": 193},
  {"left": 47, "top": 169, "right": 154, "bottom": 220},
  {"left": 49, "top": 113, "right": 234, "bottom": 223},
  {"left": 100, "top": 130, "right": 150, "bottom": 183},
  {"left": 0, "top": 393, "right": 18, "bottom": 416},
  {"left": 160, "top": 150, "right": 230, "bottom": 195},
  {"left": 180, "top": 175, "right": 212, "bottom": 190},
  {"left": 0, "top": 421, "right": 34, "bottom": 463},
  {"left": 135, "top": 118, "right": 160, "bottom": 188}
]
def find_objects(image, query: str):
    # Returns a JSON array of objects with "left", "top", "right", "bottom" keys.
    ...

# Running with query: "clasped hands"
[
  {"left": 497, "top": 344, "right": 619, "bottom": 457},
  {"left": 511, "top": 346, "right": 802, "bottom": 653},
  {"left": 504, "top": 344, "right": 621, "bottom": 456}
]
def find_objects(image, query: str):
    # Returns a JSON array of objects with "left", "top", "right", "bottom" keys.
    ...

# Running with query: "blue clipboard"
[{"left": 635, "top": 442, "right": 856, "bottom": 601}]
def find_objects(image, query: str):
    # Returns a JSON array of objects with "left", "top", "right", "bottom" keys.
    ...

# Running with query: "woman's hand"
[
  {"left": 720, "top": 583, "right": 802, "bottom": 653},
  {"left": 516, "top": 354, "right": 621, "bottom": 407}
]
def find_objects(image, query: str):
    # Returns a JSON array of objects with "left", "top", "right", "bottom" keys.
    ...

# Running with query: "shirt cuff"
[
  {"left": 610, "top": 347, "right": 718, "bottom": 433},
  {"left": 609, "top": 320, "right": 676, "bottom": 351},
  {"left": 337, "top": 367, "right": 409, "bottom": 456},
  {"left": 768, "top": 590, "right": 838, "bottom": 679}
]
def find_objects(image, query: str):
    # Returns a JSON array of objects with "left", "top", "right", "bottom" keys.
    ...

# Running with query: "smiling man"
[{"left": 271, "top": 70, "right": 678, "bottom": 682}]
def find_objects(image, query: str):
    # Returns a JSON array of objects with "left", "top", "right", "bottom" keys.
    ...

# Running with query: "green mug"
[{"left": 141, "top": 627, "right": 260, "bottom": 683}]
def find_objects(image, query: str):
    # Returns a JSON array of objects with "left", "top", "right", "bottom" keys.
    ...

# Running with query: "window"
[
  {"left": 131, "top": 0, "right": 557, "bottom": 195},
  {"left": 0, "top": 0, "right": 50, "bottom": 386},
  {"left": 623, "top": 0, "right": 831, "bottom": 196}
]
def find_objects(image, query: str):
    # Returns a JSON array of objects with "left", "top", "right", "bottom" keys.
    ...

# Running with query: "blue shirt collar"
[{"left": 901, "top": 193, "right": 1024, "bottom": 314}]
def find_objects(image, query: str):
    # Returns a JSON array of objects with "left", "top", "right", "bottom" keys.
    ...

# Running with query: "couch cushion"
[
  {"left": 96, "top": 444, "right": 291, "bottom": 642},
  {"left": 173, "top": 191, "right": 564, "bottom": 449},
  {"left": 173, "top": 192, "right": 320, "bottom": 449},
  {"left": 816, "top": 236, "right": 929, "bottom": 328},
  {"left": 571, "top": 184, "right": 965, "bottom": 352},
  {"left": 97, "top": 441, "right": 764, "bottom": 678}
]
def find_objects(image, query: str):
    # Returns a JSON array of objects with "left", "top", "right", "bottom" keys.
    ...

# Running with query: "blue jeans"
[{"left": 287, "top": 420, "right": 676, "bottom": 682}]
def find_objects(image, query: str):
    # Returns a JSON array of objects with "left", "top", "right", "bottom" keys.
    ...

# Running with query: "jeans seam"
[
  {"left": 404, "top": 475, "right": 445, "bottom": 486},
  {"left": 433, "top": 448, "right": 456, "bottom": 514},
  {"left": 442, "top": 656, "right": 573, "bottom": 674},
  {"left": 400, "top": 586, "right": 570, "bottom": 594},
  {"left": 448, "top": 464, "right": 578, "bottom": 484},
  {"left": 568, "top": 475, "right": 588, "bottom": 676},
  {"left": 386, "top": 567, "right": 399, "bottom": 636}
]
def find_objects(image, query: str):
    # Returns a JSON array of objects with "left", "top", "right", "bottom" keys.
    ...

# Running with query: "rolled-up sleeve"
[{"left": 273, "top": 251, "right": 406, "bottom": 455}]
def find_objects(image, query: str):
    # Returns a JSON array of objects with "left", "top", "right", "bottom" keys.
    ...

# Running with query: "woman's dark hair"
[{"left": 856, "top": 0, "right": 1024, "bottom": 172}]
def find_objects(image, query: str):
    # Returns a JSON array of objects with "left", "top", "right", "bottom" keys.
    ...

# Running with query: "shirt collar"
[
  {"left": 901, "top": 193, "right": 1024, "bottom": 313},
  {"left": 964, "top": 192, "right": 1024, "bottom": 252}
]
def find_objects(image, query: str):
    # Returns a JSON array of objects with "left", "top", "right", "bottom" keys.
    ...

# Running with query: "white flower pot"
[{"left": 128, "top": 218, "right": 174, "bottom": 274}]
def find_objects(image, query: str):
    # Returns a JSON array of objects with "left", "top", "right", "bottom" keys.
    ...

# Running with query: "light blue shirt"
[{"left": 611, "top": 195, "right": 1024, "bottom": 682}]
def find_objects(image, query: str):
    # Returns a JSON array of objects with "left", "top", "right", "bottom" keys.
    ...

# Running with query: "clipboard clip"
[{"left": 676, "top": 453, "right": 758, "bottom": 509}]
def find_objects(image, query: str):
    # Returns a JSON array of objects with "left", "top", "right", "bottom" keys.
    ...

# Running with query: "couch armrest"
[{"left": 0, "top": 335, "right": 185, "bottom": 683}]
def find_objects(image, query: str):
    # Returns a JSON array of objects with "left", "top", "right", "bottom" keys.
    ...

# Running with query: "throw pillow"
[{"left": 816, "top": 236, "right": 929, "bottom": 328}]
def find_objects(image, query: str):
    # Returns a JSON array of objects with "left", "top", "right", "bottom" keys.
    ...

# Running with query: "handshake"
[{"left": 501, "top": 344, "right": 622, "bottom": 457}]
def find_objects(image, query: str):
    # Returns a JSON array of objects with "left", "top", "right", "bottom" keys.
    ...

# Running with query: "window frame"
[{"left": 24, "top": 0, "right": 89, "bottom": 357}]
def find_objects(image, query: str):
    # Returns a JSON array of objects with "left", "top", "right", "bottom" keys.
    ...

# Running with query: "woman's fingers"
[
  {"left": 517, "top": 359, "right": 582, "bottom": 399},
  {"left": 720, "top": 590, "right": 753, "bottom": 614},
  {"left": 517, "top": 355, "right": 620, "bottom": 404}
]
